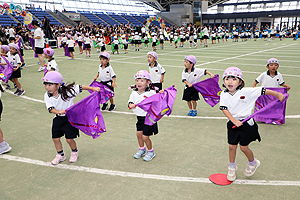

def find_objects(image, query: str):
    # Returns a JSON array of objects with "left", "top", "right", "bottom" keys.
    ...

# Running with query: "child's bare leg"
[
  {"left": 0, "top": 128, "right": 4, "bottom": 143},
  {"left": 229, "top": 144, "right": 238, "bottom": 163},
  {"left": 137, "top": 131, "right": 144, "bottom": 147},
  {"left": 53, "top": 138, "right": 63, "bottom": 152},
  {"left": 66, "top": 138, "right": 77, "bottom": 150},
  {"left": 187, "top": 101, "right": 192, "bottom": 109},
  {"left": 191, "top": 100, "right": 197, "bottom": 110},
  {"left": 109, "top": 97, "right": 114, "bottom": 104},
  {"left": 240, "top": 145, "right": 254, "bottom": 162},
  {"left": 143, "top": 135, "right": 152, "bottom": 150},
  {"left": 13, "top": 78, "right": 21, "bottom": 89}
]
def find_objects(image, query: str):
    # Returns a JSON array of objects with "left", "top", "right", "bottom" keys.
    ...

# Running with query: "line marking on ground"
[
  {"left": 5, "top": 90, "right": 300, "bottom": 119},
  {"left": 1, "top": 154, "right": 299, "bottom": 186}
]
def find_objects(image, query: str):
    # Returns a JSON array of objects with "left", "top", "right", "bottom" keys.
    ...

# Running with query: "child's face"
[
  {"left": 267, "top": 63, "right": 279, "bottom": 73},
  {"left": 1, "top": 48, "right": 6, "bottom": 54},
  {"left": 223, "top": 76, "right": 242, "bottom": 93},
  {"left": 184, "top": 59, "right": 193, "bottom": 68},
  {"left": 135, "top": 78, "right": 150, "bottom": 92},
  {"left": 44, "top": 83, "right": 60, "bottom": 95},
  {"left": 9, "top": 47, "right": 17, "bottom": 54},
  {"left": 147, "top": 55, "right": 156, "bottom": 64},
  {"left": 44, "top": 53, "right": 49, "bottom": 59},
  {"left": 100, "top": 57, "right": 109, "bottom": 66}
]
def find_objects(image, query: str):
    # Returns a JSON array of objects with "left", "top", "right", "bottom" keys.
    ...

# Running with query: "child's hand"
[
  {"left": 58, "top": 109, "right": 66, "bottom": 115},
  {"left": 233, "top": 119, "right": 243, "bottom": 127},
  {"left": 276, "top": 93, "right": 286, "bottom": 102},
  {"left": 13, "top": 68, "right": 18, "bottom": 71},
  {"left": 286, "top": 85, "right": 291, "bottom": 91},
  {"left": 93, "top": 87, "right": 100, "bottom": 92},
  {"left": 94, "top": 77, "right": 97, "bottom": 80},
  {"left": 187, "top": 83, "right": 193, "bottom": 87},
  {"left": 112, "top": 83, "right": 117, "bottom": 88},
  {"left": 129, "top": 103, "right": 136, "bottom": 109},
  {"left": 210, "top": 74, "right": 214, "bottom": 78},
  {"left": 159, "top": 89, "right": 164, "bottom": 93}
]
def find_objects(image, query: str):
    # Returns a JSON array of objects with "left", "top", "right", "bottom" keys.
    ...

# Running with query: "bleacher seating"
[
  {"left": 107, "top": 13, "right": 128, "bottom": 25},
  {"left": 120, "top": 14, "right": 142, "bottom": 26},
  {"left": 93, "top": 12, "right": 119, "bottom": 26},
  {"left": 27, "top": 8, "right": 62, "bottom": 26},
  {"left": 134, "top": 15, "right": 146, "bottom": 24},
  {"left": 80, "top": 12, "right": 107, "bottom": 26},
  {"left": 0, "top": 13, "right": 17, "bottom": 27}
]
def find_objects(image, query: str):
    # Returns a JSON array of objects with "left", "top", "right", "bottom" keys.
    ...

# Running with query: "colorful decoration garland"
[
  {"left": 145, "top": 16, "right": 166, "bottom": 31},
  {"left": 0, "top": 3, "right": 33, "bottom": 28}
]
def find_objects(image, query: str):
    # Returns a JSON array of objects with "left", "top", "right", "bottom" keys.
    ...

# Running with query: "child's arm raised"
[
  {"left": 265, "top": 89, "right": 285, "bottom": 102},
  {"left": 206, "top": 70, "right": 214, "bottom": 78}
]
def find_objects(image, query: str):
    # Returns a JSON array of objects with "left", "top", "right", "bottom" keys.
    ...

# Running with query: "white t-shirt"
[
  {"left": 203, "top": 28, "right": 209, "bottom": 36},
  {"left": 8, "top": 52, "right": 21, "bottom": 68},
  {"left": 9, "top": 28, "right": 15, "bottom": 37},
  {"left": 148, "top": 61, "right": 166, "bottom": 83},
  {"left": 34, "top": 27, "right": 44, "bottom": 48},
  {"left": 182, "top": 67, "right": 206, "bottom": 85},
  {"left": 47, "top": 58, "right": 59, "bottom": 71},
  {"left": 255, "top": 71, "right": 285, "bottom": 87},
  {"left": 128, "top": 88, "right": 156, "bottom": 116},
  {"left": 84, "top": 37, "right": 91, "bottom": 44},
  {"left": 219, "top": 87, "right": 264, "bottom": 120},
  {"left": 67, "top": 39, "right": 75, "bottom": 48},
  {"left": 44, "top": 84, "right": 82, "bottom": 117},
  {"left": 98, "top": 64, "right": 116, "bottom": 82},
  {"left": 61, "top": 36, "right": 67, "bottom": 43}
]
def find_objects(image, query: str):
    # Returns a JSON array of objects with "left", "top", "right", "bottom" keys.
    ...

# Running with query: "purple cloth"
[
  {"left": 29, "top": 37, "right": 38, "bottom": 58},
  {"left": 136, "top": 85, "right": 177, "bottom": 126},
  {"left": 234, "top": 93, "right": 289, "bottom": 128},
  {"left": 193, "top": 74, "right": 222, "bottom": 107},
  {"left": 0, "top": 56, "right": 14, "bottom": 83},
  {"left": 88, "top": 80, "right": 114, "bottom": 104},
  {"left": 16, "top": 36, "right": 24, "bottom": 62},
  {"left": 254, "top": 87, "right": 288, "bottom": 124},
  {"left": 64, "top": 46, "right": 71, "bottom": 57},
  {"left": 66, "top": 92, "right": 106, "bottom": 139},
  {"left": 44, "top": 66, "right": 48, "bottom": 76},
  {"left": 82, "top": 42, "right": 86, "bottom": 50}
]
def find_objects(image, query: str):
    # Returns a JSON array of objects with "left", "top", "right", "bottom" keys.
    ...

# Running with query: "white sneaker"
[
  {"left": 244, "top": 159, "right": 260, "bottom": 176},
  {"left": 38, "top": 66, "right": 44, "bottom": 72},
  {"left": 227, "top": 166, "right": 237, "bottom": 181},
  {"left": 69, "top": 150, "right": 79, "bottom": 163}
]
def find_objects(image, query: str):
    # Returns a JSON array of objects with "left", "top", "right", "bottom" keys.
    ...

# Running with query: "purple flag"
[
  {"left": 193, "top": 74, "right": 222, "bottom": 107},
  {"left": 137, "top": 85, "right": 177, "bottom": 126},
  {"left": 82, "top": 42, "right": 86, "bottom": 50},
  {"left": 64, "top": 46, "right": 71, "bottom": 57},
  {"left": 0, "top": 56, "right": 14, "bottom": 83},
  {"left": 66, "top": 92, "right": 106, "bottom": 139},
  {"left": 88, "top": 80, "right": 115, "bottom": 104},
  {"left": 16, "top": 35, "right": 24, "bottom": 62},
  {"left": 29, "top": 37, "right": 38, "bottom": 58},
  {"left": 233, "top": 93, "right": 289, "bottom": 128},
  {"left": 254, "top": 87, "right": 288, "bottom": 124}
]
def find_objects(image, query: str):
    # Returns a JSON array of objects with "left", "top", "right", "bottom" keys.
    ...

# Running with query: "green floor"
[{"left": 1, "top": 39, "right": 299, "bottom": 199}]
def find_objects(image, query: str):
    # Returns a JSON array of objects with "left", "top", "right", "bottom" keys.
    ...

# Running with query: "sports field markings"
[
  {"left": 4, "top": 90, "right": 300, "bottom": 119},
  {"left": 1, "top": 154, "right": 300, "bottom": 186}
]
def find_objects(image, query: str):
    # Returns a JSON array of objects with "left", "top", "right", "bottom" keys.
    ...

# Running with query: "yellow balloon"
[
  {"left": 24, "top": 13, "right": 33, "bottom": 25},
  {"left": 7, "top": 8, "right": 13, "bottom": 14}
]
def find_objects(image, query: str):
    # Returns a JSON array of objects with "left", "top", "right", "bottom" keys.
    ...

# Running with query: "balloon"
[
  {"left": 24, "top": 13, "right": 33, "bottom": 25},
  {"left": 21, "top": 10, "right": 26, "bottom": 17},
  {"left": 0, "top": 5, "right": 4, "bottom": 15},
  {"left": 9, "top": 3, "right": 15, "bottom": 10},
  {"left": 7, "top": 8, "right": 13, "bottom": 14},
  {"left": 3, "top": 3, "right": 9, "bottom": 10},
  {"left": 28, "top": 23, "right": 34, "bottom": 30}
]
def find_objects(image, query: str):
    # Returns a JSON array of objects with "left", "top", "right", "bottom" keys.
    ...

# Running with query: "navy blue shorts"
[
  {"left": 52, "top": 116, "right": 79, "bottom": 139},
  {"left": 136, "top": 116, "right": 158, "bottom": 136}
]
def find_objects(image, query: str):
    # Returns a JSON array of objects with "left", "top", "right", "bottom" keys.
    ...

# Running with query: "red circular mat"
[{"left": 209, "top": 173, "right": 233, "bottom": 185}]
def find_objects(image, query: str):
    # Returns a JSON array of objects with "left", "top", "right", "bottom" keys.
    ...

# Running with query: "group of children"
[{"left": 0, "top": 40, "right": 291, "bottom": 182}]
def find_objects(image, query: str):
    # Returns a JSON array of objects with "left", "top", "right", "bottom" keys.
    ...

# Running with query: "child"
[
  {"left": 220, "top": 67, "right": 285, "bottom": 181},
  {"left": 95, "top": 34, "right": 101, "bottom": 53},
  {"left": 61, "top": 33, "right": 67, "bottom": 55},
  {"left": 84, "top": 33, "right": 91, "bottom": 57},
  {"left": 144, "top": 34, "right": 149, "bottom": 48},
  {"left": 121, "top": 35, "right": 128, "bottom": 54},
  {"left": 93, "top": 52, "right": 117, "bottom": 111},
  {"left": 151, "top": 33, "right": 157, "bottom": 51},
  {"left": 112, "top": 36, "right": 119, "bottom": 54},
  {"left": 252, "top": 58, "right": 291, "bottom": 91},
  {"left": 147, "top": 51, "right": 165, "bottom": 90},
  {"left": 128, "top": 70, "right": 161, "bottom": 161},
  {"left": 182, "top": 55, "right": 214, "bottom": 116},
  {"left": 174, "top": 33, "right": 178, "bottom": 48},
  {"left": 77, "top": 32, "right": 83, "bottom": 54},
  {"left": 159, "top": 32, "right": 164, "bottom": 49},
  {"left": 43, "top": 71, "right": 100, "bottom": 165},
  {"left": 43, "top": 48, "right": 59, "bottom": 73},
  {"left": 0, "top": 86, "right": 12, "bottom": 154},
  {"left": 8, "top": 43, "right": 25, "bottom": 96},
  {"left": 0, "top": 45, "right": 14, "bottom": 90},
  {"left": 134, "top": 32, "right": 139, "bottom": 51},
  {"left": 66, "top": 34, "right": 75, "bottom": 60}
]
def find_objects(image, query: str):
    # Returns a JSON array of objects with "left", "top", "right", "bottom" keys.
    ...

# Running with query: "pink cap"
[
  {"left": 267, "top": 58, "right": 279, "bottom": 66},
  {"left": 185, "top": 55, "right": 197, "bottom": 65},
  {"left": 61, "top": 33, "right": 65, "bottom": 36},
  {"left": 67, "top": 34, "right": 71, "bottom": 39},
  {"left": 99, "top": 52, "right": 110, "bottom": 59},
  {"left": 43, "top": 48, "right": 55, "bottom": 56},
  {"left": 147, "top": 51, "right": 157, "bottom": 59},
  {"left": 134, "top": 70, "right": 151, "bottom": 80},
  {"left": 86, "top": 33, "right": 89, "bottom": 36},
  {"left": 42, "top": 71, "right": 63, "bottom": 84},
  {"left": 0, "top": 45, "right": 9, "bottom": 52},
  {"left": 8, "top": 43, "right": 19, "bottom": 51},
  {"left": 222, "top": 67, "right": 243, "bottom": 79}
]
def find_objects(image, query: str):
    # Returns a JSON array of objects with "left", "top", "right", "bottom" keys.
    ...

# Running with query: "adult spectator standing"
[{"left": 30, "top": 20, "right": 45, "bottom": 72}]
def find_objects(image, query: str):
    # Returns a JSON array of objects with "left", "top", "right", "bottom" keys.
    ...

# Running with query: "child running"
[
  {"left": 128, "top": 70, "right": 162, "bottom": 161},
  {"left": 147, "top": 51, "right": 165, "bottom": 90},
  {"left": 220, "top": 67, "right": 286, "bottom": 181},
  {"left": 8, "top": 43, "right": 25, "bottom": 96},
  {"left": 93, "top": 52, "right": 117, "bottom": 111},
  {"left": 66, "top": 34, "right": 75, "bottom": 60},
  {"left": 252, "top": 58, "right": 291, "bottom": 91},
  {"left": 43, "top": 48, "right": 59, "bottom": 73},
  {"left": 182, "top": 55, "right": 214, "bottom": 116},
  {"left": 0, "top": 85, "right": 11, "bottom": 154},
  {"left": 84, "top": 33, "right": 91, "bottom": 58},
  {"left": 43, "top": 71, "right": 100, "bottom": 165}
]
